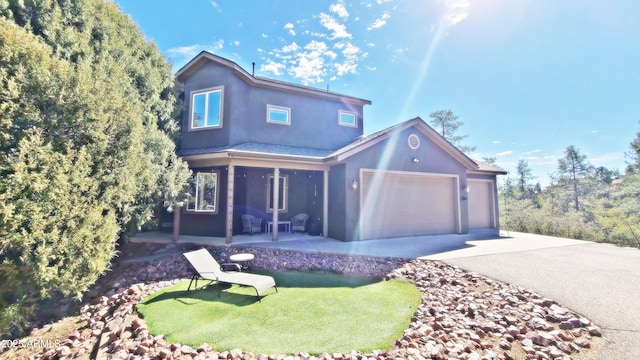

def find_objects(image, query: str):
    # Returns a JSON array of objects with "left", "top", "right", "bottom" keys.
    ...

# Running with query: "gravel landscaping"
[{"left": 2, "top": 242, "right": 604, "bottom": 359}]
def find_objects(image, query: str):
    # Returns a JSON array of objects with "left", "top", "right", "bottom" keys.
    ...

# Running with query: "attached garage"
[
  {"left": 468, "top": 179, "right": 495, "bottom": 229},
  {"left": 359, "top": 170, "right": 460, "bottom": 240}
]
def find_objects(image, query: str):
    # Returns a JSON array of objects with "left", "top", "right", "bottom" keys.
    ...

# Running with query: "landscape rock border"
[{"left": 3, "top": 243, "right": 603, "bottom": 359}]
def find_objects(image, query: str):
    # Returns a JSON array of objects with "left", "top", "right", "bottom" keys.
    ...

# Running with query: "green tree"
[
  {"left": 428, "top": 109, "right": 476, "bottom": 153},
  {"left": 627, "top": 121, "right": 640, "bottom": 173},
  {"left": 482, "top": 156, "right": 497, "bottom": 165},
  {"left": 553, "top": 145, "right": 592, "bottom": 211},
  {"left": 516, "top": 159, "right": 535, "bottom": 199},
  {"left": 0, "top": 0, "right": 190, "bottom": 336}
]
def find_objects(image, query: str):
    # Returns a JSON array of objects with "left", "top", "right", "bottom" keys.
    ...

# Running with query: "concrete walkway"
[{"left": 135, "top": 230, "right": 640, "bottom": 359}]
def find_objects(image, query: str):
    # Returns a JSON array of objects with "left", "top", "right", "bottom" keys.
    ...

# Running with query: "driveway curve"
[{"left": 428, "top": 232, "right": 640, "bottom": 360}]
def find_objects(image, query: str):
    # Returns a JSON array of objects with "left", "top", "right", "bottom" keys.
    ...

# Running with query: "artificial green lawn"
[{"left": 137, "top": 270, "right": 421, "bottom": 355}]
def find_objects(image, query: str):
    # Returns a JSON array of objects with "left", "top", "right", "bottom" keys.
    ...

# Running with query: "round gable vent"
[{"left": 408, "top": 134, "right": 420, "bottom": 150}]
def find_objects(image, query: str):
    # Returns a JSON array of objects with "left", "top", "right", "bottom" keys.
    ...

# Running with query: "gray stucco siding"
[
  {"left": 179, "top": 63, "right": 236, "bottom": 151},
  {"left": 237, "top": 87, "right": 363, "bottom": 149},
  {"left": 339, "top": 127, "right": 472, "bottom": 240},
  {"left": 180, "top": 166, "right": 228, "bottom": 237},
  {"left": 179, "top": 61, "right": 365, "bottom": 152}
]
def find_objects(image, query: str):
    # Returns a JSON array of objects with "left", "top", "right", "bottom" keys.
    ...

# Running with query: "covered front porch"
[{"left": 169, "top": 148, "right": 332, "bottom": 243}]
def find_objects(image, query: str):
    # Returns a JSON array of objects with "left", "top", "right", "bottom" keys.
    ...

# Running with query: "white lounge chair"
[{"left": 183, "top": 249, "right": 277, "bottom": 302}]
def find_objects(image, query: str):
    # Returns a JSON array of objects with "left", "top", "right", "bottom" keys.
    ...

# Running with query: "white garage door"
[
  {"left": 360, "top": 171, "right": 457, "bottom": 240},
  {"left": 468, "top": 180, "right": 493, "bottom": 228}
]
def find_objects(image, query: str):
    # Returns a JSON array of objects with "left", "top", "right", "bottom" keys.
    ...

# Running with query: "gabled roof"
[
  {"left": 175, "top": 51, "right": 372, "bottom": 106},
  {"left": 327, "top": 117, "right": 482, "bottom": 171},
  {"left": 177, "top": 117, "right": 507, "bottom": 175}
]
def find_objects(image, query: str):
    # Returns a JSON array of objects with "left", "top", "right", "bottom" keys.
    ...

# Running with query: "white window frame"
[
  {"left": 266, "top": 105, "right": 291, "bottom": 125},
  {"left": 189, "top": 86, "right": 224, "bottom": 130},
  {"left": 266, "top": 174, "right": 288, "bottom": 212},
  {"left": 186, "top": 171, "right": 219, "bottom": 213},
  {"left": 338, "top": 110, "right": 357, "bottom": 127}
]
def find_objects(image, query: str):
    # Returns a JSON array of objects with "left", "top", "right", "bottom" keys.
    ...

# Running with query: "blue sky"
[{"left": 115, "top": 0, "right": 640, "bottom": 186}]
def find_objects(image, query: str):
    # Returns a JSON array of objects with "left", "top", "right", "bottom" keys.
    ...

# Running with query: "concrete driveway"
[
  {"left": 423, "top": 231, "right": 640, "bottom": 360},
  {"left": 146, "top": 228, "right": 640, "bottom": 358}
]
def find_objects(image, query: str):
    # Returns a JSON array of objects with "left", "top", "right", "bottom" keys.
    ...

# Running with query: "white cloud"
[
  {"left": 496, "top": 150, "right": 513, "bottom": 157},
  {"left": 330, "top": 3, "right": 349, "bottom": 18},
  {"left": 341, "top": 42, "right": 360, "bottom": 57},
  {"left": 335, "top": 42, "right": 360, "bottom": 76},
  {"left": 287, "top": 40, "right": 340, "bottom": 84},
  {"left": 167, "top": 44, "right": 202, "bottom": 57},
  {"left": 319, "top": 13, "right": 352, "bottom": 39},
  {"left": 281, "top": 42, "right": 300, "bottom": 53},
  {"left": 261, "top": 33, "right": 268, "bottom": 38},
  {"left": 284, "top": 23, "right": 296, "bottom": 36},
  {"left": 260, "top": 59, "right": 286, "bottom": 76},
  {"left": 591, "top": 152, "right": 624, "bottom": 165},
  {"left": 368, "top": 12, "right": 391, "bottom": 30},
  {"left": 167, "top": 40, "right": 224, "bottom": 58},
  {"left": 441, "top": 0, "right": 471, "bottom": 26},
  {"left": 232, "top": 40, "right": 240, "bottom": 46},
  {"left": 492, "top": 140, "right": 501, "bottom": 144}
]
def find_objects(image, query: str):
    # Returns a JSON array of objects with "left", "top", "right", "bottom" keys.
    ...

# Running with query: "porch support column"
[
  {"left": 172, "top": 205, "right": 181, "bottom": 243},
  {"left": 323, "top": 169, "right": 329, "bottom": 238},
  {"left": 272, "top": 167, "right": 280, "bottom": 241},
  {"left": 225, "top": 165, "right": 235, "bottom": 244}
]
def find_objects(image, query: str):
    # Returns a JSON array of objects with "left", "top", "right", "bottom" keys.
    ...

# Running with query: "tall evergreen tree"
[
  {"left": 553, "top": 145, "right": 592, "bottom": 211},
  {"left": 428, "top": 109, "right": 476, "bottom": 153},
  {"left": 0, "top": 0, "right": 190, "bottom": 336},
  {"left": 516, "top": 160, "right": 535, "bottom": 199}
]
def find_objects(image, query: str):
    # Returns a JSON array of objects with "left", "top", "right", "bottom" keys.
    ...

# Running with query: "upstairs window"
[
  {"left": 186, "top": 172, "right": 219, "bottom": 213},
  {"left": 267, "top": 105, "right": 291, "bottom": 125},
  {"left": 190, "top": 87, "right": 223, "bottom": 129},
  {"left": 339, "top": 110, "right": 357, "bottom": 127}
]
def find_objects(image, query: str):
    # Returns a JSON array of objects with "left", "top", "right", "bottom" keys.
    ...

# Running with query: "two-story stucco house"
[{"left": 169, "top": 51, "right": 506, "bottom": 243}]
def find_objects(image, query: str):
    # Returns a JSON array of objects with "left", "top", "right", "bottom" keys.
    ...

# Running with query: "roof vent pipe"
[{"left": 252, "top": 62, "right": 255, "bottom": 76}]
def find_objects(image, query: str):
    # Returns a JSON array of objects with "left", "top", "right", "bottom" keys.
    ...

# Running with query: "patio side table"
[
  {"left": 229, "top": 253, "right": 255, "bottom": 272},
  {"left": 266, "top": 220, "right": 292, "bottom": 234}
]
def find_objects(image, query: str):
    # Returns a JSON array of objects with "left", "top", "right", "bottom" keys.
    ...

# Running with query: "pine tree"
[{"left": 428, "top": 109, "right": 476, "bottom": 153}]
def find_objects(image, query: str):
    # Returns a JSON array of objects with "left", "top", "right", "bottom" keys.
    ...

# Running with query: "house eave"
[
  {"left": 175, "top": 51, "right": 372, "bottom": 106},
  {"left": 467, "top": 169, "right": 508, "bottom": 176},
  {"left": 180, "top": 150, "right": 329, "bottom": 171}
]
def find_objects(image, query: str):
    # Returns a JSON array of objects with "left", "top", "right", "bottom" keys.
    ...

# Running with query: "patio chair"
[
  {"left": 183, "top": 249, "right": 277, "bottom": 302},
  {"left": 290, "top": 213, "right": 310, "bottom": 232},
  {"left": 241, "top": 214, "right": 262, "bottom": 234}
]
